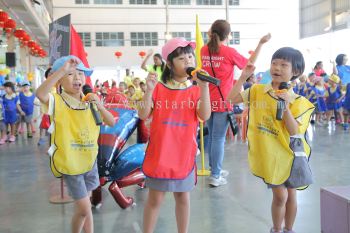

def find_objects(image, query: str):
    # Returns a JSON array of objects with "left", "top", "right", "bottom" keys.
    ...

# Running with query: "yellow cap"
[{"left": 329, "top": 74, "right": 340, "bottom": 84}]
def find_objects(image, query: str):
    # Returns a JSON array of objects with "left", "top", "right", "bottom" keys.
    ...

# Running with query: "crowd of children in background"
[
  {"left": 0, "top": 80, "right": 40, "bottom": 145},
  {"left": 93, "top": 69, "right": 147, "bottom": 109},
  {"left": 1, "top": 54, "right": 350, "bottom": 148},
  {"left": 292, "top": 60, "right": 350, "bottom": 130}
]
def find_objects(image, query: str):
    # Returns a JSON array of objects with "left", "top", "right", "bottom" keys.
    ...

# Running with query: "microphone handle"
[
  {"left": 197, "top": 73, "right": 221, "bottom": 86},
  {"left": 90, "top": 103, "right": 103, "bottom": 125},
  {"left": 276, "top": 99, "right": 286, "bottom": 121}
]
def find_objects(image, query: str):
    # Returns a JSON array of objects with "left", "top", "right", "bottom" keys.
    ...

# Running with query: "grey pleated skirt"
[{"left": 145, "top": 168, "right": 196, "bottom": 192}]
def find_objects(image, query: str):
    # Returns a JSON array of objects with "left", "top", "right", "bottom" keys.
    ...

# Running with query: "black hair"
[
  {"left": 3, "top": 81, "right": 15, "bottom": 92},
  {"left": 314, "top": 61, "right": 323, "bottom": 70},
  {"left": 161, "top": 45, "right": 195, "bottom": 84},
  {"left": 271, "top": 47, "right": 305, "bottom": 81},
  {"left": 335, "top": 54, "right": 346, "bottom": 66},
  {"left": 44, "top": 67, "right": 52, "bottom": 79},
  {"left": 153, "top": 53, "right": 165, "bottom": 73}
]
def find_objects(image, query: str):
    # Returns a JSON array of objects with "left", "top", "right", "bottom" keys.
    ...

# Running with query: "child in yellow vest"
[
  {"left": 228, "top": 47, "right": 315, "bottom": 233},
  {"left": 36, "top": 55, "right": 114, "bottom": 233}
]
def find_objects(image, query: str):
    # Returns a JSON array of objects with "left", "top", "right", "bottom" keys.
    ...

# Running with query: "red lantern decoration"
[
  {"left": 21, "top": 34, "right": 30, "bottom": 46},
  {"left": 3, "top": 18, "right": 16, "bottom": 33},
  {"left": 114, "top": 51, "right": 122, "bottom": 59},
  {"left": 14, "top": 28, "right": 26, "bottom": 39},
  {"left": 28, "top": 40, "right": 36, "bottom": 49},
  {"left": 0, "top": 11, "right": 9, "bottom": 28},
  {"left": 39, "top": 50, "right": 47, "bottom": 58},
  {"left": 139, "top": 51, "right": 146, "bottom": 59}
]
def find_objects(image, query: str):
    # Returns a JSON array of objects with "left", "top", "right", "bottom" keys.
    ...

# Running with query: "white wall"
[
  {"left": 53, "top": 0, "right": 300, "bottom": 81},
  {"left": 298, "top": 29, "right": 350, "bottom": 75}
]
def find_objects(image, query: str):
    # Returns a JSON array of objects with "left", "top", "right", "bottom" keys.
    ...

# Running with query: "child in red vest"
[{"left": 138, "top": 38, "right": 211, "bottom": 233}]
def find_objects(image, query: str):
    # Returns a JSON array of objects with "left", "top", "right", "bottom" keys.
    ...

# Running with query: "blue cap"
[
  {"left": 21, "top": 81, "right": 31, "bottom": 86},
  {"left": 51, "top": 55, "right": 93, "bottom": 77}
]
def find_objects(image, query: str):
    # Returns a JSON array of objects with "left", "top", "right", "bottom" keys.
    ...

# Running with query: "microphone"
[
  {"left": 186, "top": 67, "right": 221, "bottom": 86},
  {"left": 82, "top": 84, "right": 103, "bottom": 125},
  {"left": 276, "top": 82, "right": 289, "bottom": 121}
]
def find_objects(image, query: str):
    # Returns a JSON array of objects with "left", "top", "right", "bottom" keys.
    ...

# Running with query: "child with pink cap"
[{"left": 138, "top": 38, "right": 211, "bottom": 233}]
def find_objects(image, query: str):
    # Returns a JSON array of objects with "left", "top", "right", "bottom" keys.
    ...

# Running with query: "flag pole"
[{"left": 195, "top": 14, "right": 210, "bottom": 176}]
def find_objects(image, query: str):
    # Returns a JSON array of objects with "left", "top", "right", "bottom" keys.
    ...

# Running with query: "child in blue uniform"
[
  {"left": 18, "top": 81, "right": 36, "bottom": 138},
  {"left": 325, "top": 74, "right": 345, "bottom": 128},
  {"left": 295, "top": 75, "right": 308, "bottom": 97},
  {"left": 2, "top": 81, "right": 23, "bottom": 142},
  {"left": 308, "top": 76, "right": 327, "bottom": 126},
  {"left": 0, "top": 96, "right": 6, "bottom": 145},
  {"left": 343, "top": 83, "right": 350, "bottom": 130}
]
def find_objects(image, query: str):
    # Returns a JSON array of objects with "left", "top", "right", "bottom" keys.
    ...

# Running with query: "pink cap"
[{"left": 162, "top": 37, "right": 196, "bottom": 60}]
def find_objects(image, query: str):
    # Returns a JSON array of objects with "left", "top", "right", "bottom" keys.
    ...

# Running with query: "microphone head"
[
  {"left": 186, "top": 67, "right": 195, "bottom": 76},
  {"left": 279, "top": 82, "right": 289, "bottom": 90},
  {"left": 82, "top": 84, "right": 93, "bottom": 95}
]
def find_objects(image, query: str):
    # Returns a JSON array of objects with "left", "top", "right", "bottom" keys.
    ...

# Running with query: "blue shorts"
[{"left": 63, "top": 162, "right": 100, "bottom": 200}]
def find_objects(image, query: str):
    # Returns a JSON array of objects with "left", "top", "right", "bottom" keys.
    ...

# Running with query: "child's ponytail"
[{"left": 207, "top": 19, "right": 231, "bottom": 54}]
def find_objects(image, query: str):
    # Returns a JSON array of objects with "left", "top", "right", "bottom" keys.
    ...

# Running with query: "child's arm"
[
  {"left": 36, "top": 58, "right": 79, "bottom": 104},
  {"left": 227, "top": 33, "right": 271, "bottom": 104},
  {"left": 331, "top": 60, "right": 338, "bottom": 75},
  {"left": 275, "top": 92, "right": 299, "bottom": 135},
  {"left": 227, "top": 62, "right": 256, "bottom": 104},
  {"left": 247, "top": 33, "right": 271, "bottom": 64},
  {"left": 138, "top": 73, "right": 157, "bottom": 120},
  {"left": 16, "top": 103, "right": 25, "bottom": 116},
  {"left": 336, "top": 87, "right": 345, "bottom": 103},
  {"left": 195, "top": 77, "right": 211, "bottom": 121},
  {"left": 84, "top": 93, "right": 115, "bottom": 127},
  {"left": 141, "top": 49, "right": 153, "bottom": 71}
]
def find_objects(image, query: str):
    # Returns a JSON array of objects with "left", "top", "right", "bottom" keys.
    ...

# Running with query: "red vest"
[{"left": 142, "top": 83, "right": 200, "bottom": 179}]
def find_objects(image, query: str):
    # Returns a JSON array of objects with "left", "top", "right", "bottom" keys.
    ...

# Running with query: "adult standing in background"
[
  {"left": 201, "top": 19, "right": 270, "bottom": 187},
  {"left": 335, "top": 54, "right": 350, "bottom": 85},
  {"left": 141, "top": 49, "right": 166, "bottom": 81},
  {"left": 313, "top": 61, "right": 326, "bottom": 76}
]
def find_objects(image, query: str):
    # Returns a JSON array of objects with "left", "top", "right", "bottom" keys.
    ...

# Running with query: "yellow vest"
[
  {"left": 247, "top": 84, "right": 315, "bottom": 185},
  {"left": 50, "top": 93, "right": 100, "bottom": 177}
]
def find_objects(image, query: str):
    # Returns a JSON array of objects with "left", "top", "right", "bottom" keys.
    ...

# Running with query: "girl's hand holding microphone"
[{"left": 191, "top": 69, "right": 210, "bottom": 88}]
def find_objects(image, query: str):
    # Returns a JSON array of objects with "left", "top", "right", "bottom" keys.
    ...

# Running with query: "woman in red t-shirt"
[
  {"left": 313, "top": 61, "right": 326, "bottom": 76},
  {"left": 201, "top": 19, "right": 269, "bottom": 187}
]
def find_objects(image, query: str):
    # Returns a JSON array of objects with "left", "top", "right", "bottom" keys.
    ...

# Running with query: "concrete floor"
[{"left": 0, "top": 123, "right": 349, "bottom": 233}]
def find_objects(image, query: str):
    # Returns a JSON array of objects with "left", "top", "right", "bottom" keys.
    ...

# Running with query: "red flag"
[{"left": 70, "top": 25, "right": 92, "bottom": 87}]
